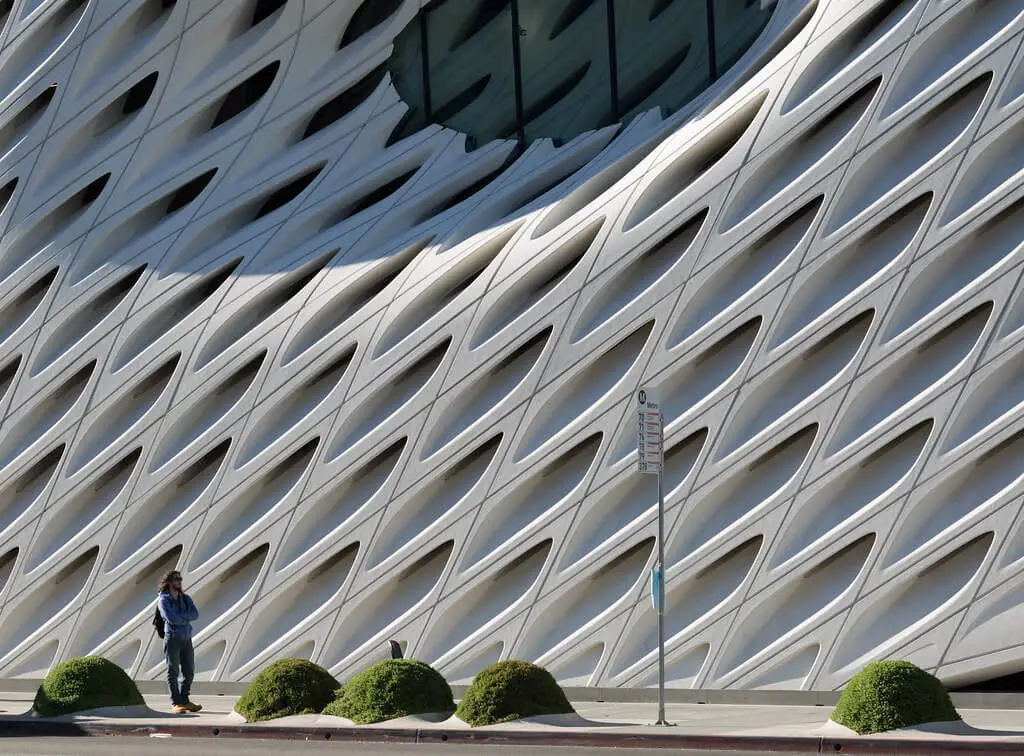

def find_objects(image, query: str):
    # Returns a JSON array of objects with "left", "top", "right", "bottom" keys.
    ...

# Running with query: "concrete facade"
[{"left": 0, "top": 0, "right": 1022, "bottom": 691}]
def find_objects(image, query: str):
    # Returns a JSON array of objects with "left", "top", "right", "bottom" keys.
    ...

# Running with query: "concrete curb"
[{"left": 2, "top": 718, "right": 1023, "bottom": 753}]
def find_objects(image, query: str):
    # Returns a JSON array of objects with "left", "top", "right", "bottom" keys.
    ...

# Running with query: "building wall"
[{"left": 0, "top": 0, "right": 1022, "bottom": 690}]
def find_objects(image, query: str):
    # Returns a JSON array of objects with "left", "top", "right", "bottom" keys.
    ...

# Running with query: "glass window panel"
[
  {"left": 388, "top": 0, "right": 775, "bottom": 148},
  {"left": 423, "top": 0, "right": 518, "bottom": 149},
  {"left": 388, "top": 17, "right": 428, "bottom": 142},
  {"left": 613, "top": 0, "right": 712, "bottom": 124},
  {"left": 713, "top": 0, "right": 772, "bottom": 75},
  {"left": 517, "top": 0, "right": 615, "bottom": 146}
]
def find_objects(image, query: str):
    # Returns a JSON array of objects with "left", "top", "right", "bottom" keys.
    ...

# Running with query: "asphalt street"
[{"left": 0, "top": 738, "right": 808, "bottom": 756}]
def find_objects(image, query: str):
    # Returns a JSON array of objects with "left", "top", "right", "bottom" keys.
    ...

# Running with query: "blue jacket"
[{"left": 158, "top": 591, "right": 198, "bottom": 642}]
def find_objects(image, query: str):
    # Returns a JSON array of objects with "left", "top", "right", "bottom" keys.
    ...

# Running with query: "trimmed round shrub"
[
  {"left": 324, "top": 659, "right": 454, "bottom": 723},
  {"left": 321, "top": 691, "right": 346, "bottom": 718},
  {"left": 235, "top": 658, "right": 340, "bottom": 722},
  {"left": 831, "top": 660, "right": 960, "bottom": 734},
  {"left": 33, "top": 656, "right": 144, "bottom": 716},
  {"left": 456, "top": 660, "right": 573, "bottom": 726}
]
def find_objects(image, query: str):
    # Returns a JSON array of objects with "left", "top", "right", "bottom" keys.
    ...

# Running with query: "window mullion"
[
  {"left": 706, "top": 0, "right": 718, "bottom": 81},
  {"left": 606, "top": 0, "right": 619, "bottom": 122},
  {"left": 419, "top": 12, "right": 432, "bottom": 120},
  {"left": 509, "top": 0, "right": 527, "bottom": 150}
]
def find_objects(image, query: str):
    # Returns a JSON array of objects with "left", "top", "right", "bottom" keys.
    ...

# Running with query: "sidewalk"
[{"left": 3, "top": 690, "right": 1024, "bottom": 752}]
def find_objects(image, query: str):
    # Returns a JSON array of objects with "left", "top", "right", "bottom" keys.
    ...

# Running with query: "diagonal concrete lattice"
[{"left": 0, "top": 0, "right": 1022, "bottom": 692}]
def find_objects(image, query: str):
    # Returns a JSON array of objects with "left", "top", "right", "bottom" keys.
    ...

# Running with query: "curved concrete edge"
[{"left": 4, "top": 717, "right": 1024, "bottom": 752}]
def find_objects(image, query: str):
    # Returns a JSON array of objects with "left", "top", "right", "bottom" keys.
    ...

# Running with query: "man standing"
[{"left": 157, "top": 570, "right": 202, "bottom": 714}]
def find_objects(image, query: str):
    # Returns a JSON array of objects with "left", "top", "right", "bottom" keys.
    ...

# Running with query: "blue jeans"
[{"left": 164, "top": 637, "right": 194, "bottom": 706}]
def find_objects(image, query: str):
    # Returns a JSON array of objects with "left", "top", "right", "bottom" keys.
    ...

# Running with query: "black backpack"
[{"left": 153, "top": 606, "right": 165, "bottom": 639}]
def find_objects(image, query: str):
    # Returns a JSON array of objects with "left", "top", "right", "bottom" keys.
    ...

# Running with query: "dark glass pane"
[
  {"left": 613, "top": 0, "right": 712, "bottom": 123},
  {"left": 210, "top": 61, "right": 279, "bottom": 129},
  {"left": 302, "top": 65, "right": 387, "bottom": 140},
  {"left": 252, "top": 0, "right": 286, "bottom": 27},
  {"left": 121, "top": 72, "right": 159, "bottom": 115},
  {"left": 516, "top": 0, "right": 614, "bottom": 146},
  {"left": 424, "top": 0, "right": 518, "bottom": 148},
  {"left": 388, "top": 0, "right": 773, "bottom": 148},
  {"left": 388, "top": 17, "right": 428, "bottom": 142},
  {"left": 713, "top": 0, "right": 772, "bottom": 75}
]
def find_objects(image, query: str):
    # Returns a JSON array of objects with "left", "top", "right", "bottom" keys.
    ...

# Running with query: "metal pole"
[{"left": 657, "top": 465, "right": 666, "bottom": 725}]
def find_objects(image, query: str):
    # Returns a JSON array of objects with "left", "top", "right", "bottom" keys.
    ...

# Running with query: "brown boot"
[
  {"left": 171, "top": 704, "right": 188, "bottom": 714},
  {"left": 183, "top": 701, "right": 203, "bottom": 713}
]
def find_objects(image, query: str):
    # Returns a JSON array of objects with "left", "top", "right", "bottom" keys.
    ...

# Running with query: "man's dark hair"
[{"left": 158, "top": 570, "right": 182, "bottom": 595}]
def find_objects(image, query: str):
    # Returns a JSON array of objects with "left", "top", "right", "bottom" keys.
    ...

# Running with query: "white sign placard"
[{"left": 637, "top": 387, "right": 663, "bottom": 474}]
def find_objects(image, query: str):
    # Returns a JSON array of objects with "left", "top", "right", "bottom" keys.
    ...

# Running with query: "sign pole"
[
  {"left": 637, "top": 387, "right": 670, "bottom": 726},
  {"left": 657, "top": 456, "right": 666, "bottom": 725}
]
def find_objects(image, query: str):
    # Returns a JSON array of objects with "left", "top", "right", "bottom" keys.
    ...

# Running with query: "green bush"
[
  {"left": 235, "top": 658, "right": 340, "bottom": 722},
  {"left": 324, "top": 659, "right": 454, "bottom": 723},
  {"left": 33, "top": 656, "right": 144, "bottom": 716},
  {"left": 831, "top": 660, "right": 960, "bottom": 734},
  {"left": 321, "top": 692, "right": 346, "bottom": 718},
  {"left": 455, "top": 660, "right": 573, "bottom": 727}
]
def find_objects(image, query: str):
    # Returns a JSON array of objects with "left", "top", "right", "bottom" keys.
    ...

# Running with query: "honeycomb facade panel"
[{"left": 0, "top": 0, "right": 1021, "bottom": 691}]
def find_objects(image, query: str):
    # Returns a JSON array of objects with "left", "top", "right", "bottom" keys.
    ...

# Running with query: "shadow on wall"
[
  {"left": 0, "top": 0, "right": 796, "bottom": 286},
  {"left": 0, "top": 0, "right": 803, "bottom": 455}
]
